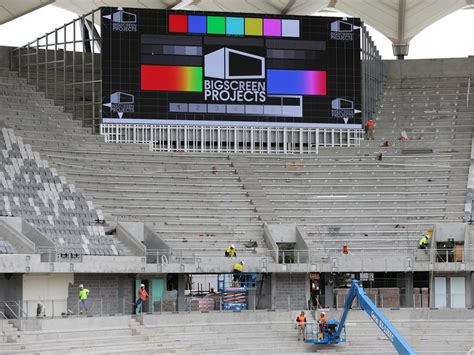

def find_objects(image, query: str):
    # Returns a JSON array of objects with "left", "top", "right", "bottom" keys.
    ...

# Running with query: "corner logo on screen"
[
  {"left": 103, "top": 92, "right": 135, "bottom": 118},
  {"left": 103, "top": 7, "right": 137, "bottom": 32},
  {"left": 330, "top": 19, "right": 359, "bottom": 41},
  {"left": 331, "top": 98, "right": 361, "bottom": 123},
  {"left": 204, "top": 48, "right": 266, "bottom": 103}
]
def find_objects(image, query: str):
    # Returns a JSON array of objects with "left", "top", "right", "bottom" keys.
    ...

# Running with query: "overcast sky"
[{"left": 0, "top": 4, "right": 473, "bottom": 59}]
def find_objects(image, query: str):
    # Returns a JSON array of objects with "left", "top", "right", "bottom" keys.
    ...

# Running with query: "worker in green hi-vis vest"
[{"left": 79, "top": 284, "right": 90, "bottom": 314}]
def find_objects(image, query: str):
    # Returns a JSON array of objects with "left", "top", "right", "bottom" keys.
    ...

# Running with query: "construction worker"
[
  {"left": 36, "top": 299, "right": 46, "bottom": 318},
  {"left": 419, "top": 232, "right": 431, "bottom": 250},
  {"left": 225, "top": 244, "right": 237, "bottom": 257},
  {"left": 296, "top": 311, "right": 307, "bottom": 341},
  {"left": 233, "top": 260, "right": 244, "bottom": 286},
  {"left": 318, "top": 311, "right": 327, "bottom": 339},
  {"left": 78, "top": 284, "right": 90, "bottom": 315},
  {"left": 366, "top": 119, "right": 375, "bottom": 140},
  {"left": 135, "top": 284, "right": 149, "bottom": 314}
]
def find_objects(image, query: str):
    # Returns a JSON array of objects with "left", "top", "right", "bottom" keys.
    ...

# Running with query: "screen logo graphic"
[
  {"left": 330, "top": 19, "right": 360, "bottom": 41},
  {"left": 204, "top": 48, "right": 266, "bottom": 103},
  {"left": 103, "top": 7, "right": 137, "bottom": 32},
  {"left": 331, "top": 98, "right": 361, "bottom": 123},
  {"left": 103, "top": 92, "right": 135, "bottom": 118}
]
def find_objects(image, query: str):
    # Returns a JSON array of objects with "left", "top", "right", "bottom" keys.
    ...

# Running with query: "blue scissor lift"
[{"left": 217, "top": 273, "right": 257, "bottom": 311}]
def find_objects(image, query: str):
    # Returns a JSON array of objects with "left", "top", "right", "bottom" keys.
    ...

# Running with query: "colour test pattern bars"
[{"left": 168, "top": 14, "right": 300, "bottom": 38}]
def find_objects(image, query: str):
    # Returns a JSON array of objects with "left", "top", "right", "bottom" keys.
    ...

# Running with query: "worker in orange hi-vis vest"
[{"left": 296, "top": 311, "right": 307, "bottom": 341}]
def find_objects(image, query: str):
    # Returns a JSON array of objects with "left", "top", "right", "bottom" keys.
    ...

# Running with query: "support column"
[
  {"left": 271, "top": 273, "right": 277, "bottom": 310},
  {"left": 468, "top": 272, "right": 473, "bottom": 308},
  {"left": 177, "top": 274, "right": 186, "bottom": 311},
  {"left": 398, "top": 272, "right": 414, "bottom": 307},
  {"left": 324, "top": 273, "right": 334, "bottom": 308}
]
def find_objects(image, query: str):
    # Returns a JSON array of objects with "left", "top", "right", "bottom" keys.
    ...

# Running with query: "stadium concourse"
[{"left": 0, "top": 1, "right": 474, "bottom": 354}]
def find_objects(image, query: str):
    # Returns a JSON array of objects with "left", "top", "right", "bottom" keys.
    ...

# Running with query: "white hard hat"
[
  {"left": 141, "top": 284, "right": 145, "bottom": 287},
  {"left": 321, "top": 312, "right": 326, "bottom": 315},
  {"left": 231, "top": 244, "right": 235, "bottom": 249},
  {"left": 79, "top": 284, "right": 83, "bottom": 288},
  {"left": 240, "top": 260, "right": 245, "bottom": 265}
]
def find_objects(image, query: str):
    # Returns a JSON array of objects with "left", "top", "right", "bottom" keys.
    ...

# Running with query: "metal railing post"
[
  {"left": 91, "top": 11, "right": 97, "bottom": 133},
  {"left": 35, "top": 39, "right": 39, "bottom": 90},
  {"left": 18, "top": 47, "right": 21, "bottom": 76},
  {"left": 26, "top": 45, "right": 30, "bottom": 83},
  {"left": 63, "top": 24, "right": 67, "bottom": 109},
  {"left": 54, "top": 29, "right": 57, "bottom": 103},
  {"left": 467, "top": 77, "right": 471, "bottom": 108},
  {"left": 81, "top": 16, "right": 86, "bottom": 127},
  {"left": 73, "top": 19, "right": 76, "bottom": 121},
  {"left": 45, "top": 34, "right": 48, "bottom": 97}
]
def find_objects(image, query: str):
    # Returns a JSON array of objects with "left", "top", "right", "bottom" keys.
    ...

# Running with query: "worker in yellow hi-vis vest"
[
  {"left": 79, "top": 284, "right": 90, "bottom": 314},
  {"left": 233, "top": 261, "right": 244, "bottom": 286},
  {"left": 225, "top": 244, "right": 237, "bottom": 258}
]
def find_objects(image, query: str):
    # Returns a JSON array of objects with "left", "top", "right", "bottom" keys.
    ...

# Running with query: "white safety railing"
[{"left": 100, "top": 124, "right": 365, "bottom": 154}]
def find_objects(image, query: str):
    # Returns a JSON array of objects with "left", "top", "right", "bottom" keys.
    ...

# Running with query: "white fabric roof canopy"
[{"left": 1, "top": 0, "right": 472, "bottom": 58}]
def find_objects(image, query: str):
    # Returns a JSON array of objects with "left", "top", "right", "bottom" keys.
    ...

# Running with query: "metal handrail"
[
  {"left": 467, "top": 76, "right": 471, "bottom": 108},
  {"left": 13, "top": 301, "right": 28, "bottom": 318},
  {"left": 4, "top": 245, "right": 470, "bottom": 266},
  {"left": 1, "top": 302, "right": 19, "bottom": 319},
  {"left": 145, "top": 246, "right": 471, "bottom": 265}
]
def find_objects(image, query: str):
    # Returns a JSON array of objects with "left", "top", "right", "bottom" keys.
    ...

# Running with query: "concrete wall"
[
  {"left": 384, "top": 57, "right": 474, "bottom": 79},
  {"left": 67, "top": 274, "right": 135, "bottom": 315},
  {"left": 22, "top": 273, "right": 73, "bottom": 317},
  {"left": 275, "top": 273, "right": 307, "bottom": 310},
  {"left": 434, "top": 223, "right": 465, "bottom": 242}
]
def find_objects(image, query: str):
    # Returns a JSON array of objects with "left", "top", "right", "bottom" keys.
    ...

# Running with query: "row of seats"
[
  {"left": 0, "top": 240, "right": 14, "bottom": 254},
  {"left": 0, "top": 127, "right": 121, "bottom": 256}
]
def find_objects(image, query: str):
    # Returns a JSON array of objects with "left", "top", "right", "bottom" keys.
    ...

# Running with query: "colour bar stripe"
[
  {"left": 168, "top": 14, "right": 299, "bottom": 38},
  {"left": 263, "top": 19, "right": 281, "bottom": 36},
  {"left": 141, "top": 65, "right": 203, "bottom": 92},
  {"left": 169, "top": 14, "right": 187, "bottom": 33},
  {"left": 267, "top": 70, "right": 326, "bottom": 95}
]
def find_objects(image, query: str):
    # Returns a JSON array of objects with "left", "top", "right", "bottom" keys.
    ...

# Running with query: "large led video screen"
[{"left": 101, "top": 7, "right": 361, "bottom": 128}]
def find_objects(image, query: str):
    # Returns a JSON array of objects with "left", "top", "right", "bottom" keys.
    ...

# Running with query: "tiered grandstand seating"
[
  {"left": 38, "top": 149, "right": 265, "bottom": 255},
  {"left": 0, "top": 126, "right": 121, "bottom": 256},
  {"left": 240, "top": 75, "right": 471, "bottom": 257},
  {"left": 0, "top": 69, "right": 265, "bottom": 256},
  {"left": 1, "top": 68, "right": 471, "bottom": 259}
]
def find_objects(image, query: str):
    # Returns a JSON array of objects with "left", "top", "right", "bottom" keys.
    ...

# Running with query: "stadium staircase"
[{"left": 0, "top": 310, "right": 473, "bottom": 354}]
